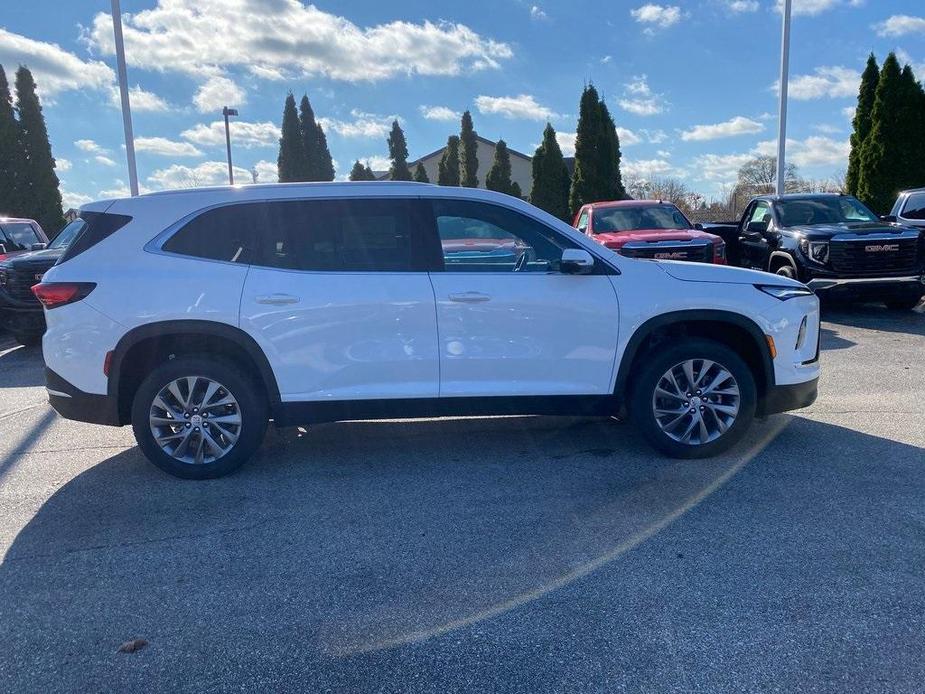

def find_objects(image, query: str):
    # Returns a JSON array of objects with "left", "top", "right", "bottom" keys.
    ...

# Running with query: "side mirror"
[
  {"left": 693, "top": 222, "right": 704, "bottom": 230},
  {"left": 880, "top": 214, "right": 897, "bottom": 223},
  {"left": 31, "top": 242, "right": 47, "bottom": 251},
  {"left": 745, "top": 220, "right": 768, "bottom": 235},
  {"left": 560, "top": 248, "right": 595, "bottom": 274}
]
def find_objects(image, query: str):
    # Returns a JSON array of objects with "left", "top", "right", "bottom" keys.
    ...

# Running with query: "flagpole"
[
  {"left": 111, "top": 0, "right": 139, "bottom": 196},
  {"left": 775, "top": 0, "right": 792, "bottom": 196}
]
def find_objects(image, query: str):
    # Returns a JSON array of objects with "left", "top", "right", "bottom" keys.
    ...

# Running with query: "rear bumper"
[
  {"left": 759, "top": 377, "right": 818, "bottom": 416},
  {"left": 45, "top": 368, "right": 121, "bottom": 426},
  {"left": 806, "top": 274, "right": 925, "bottom": 293}
]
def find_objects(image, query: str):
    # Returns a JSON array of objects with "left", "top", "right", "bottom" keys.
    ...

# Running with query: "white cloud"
[
  {"left": 108, "top": 84, "right": 170, "bottom": 112},
  {"left": 618, "top": 128, "right": 641, "bottom": 146},
  {"left": 754, "top": 136, "right": 849, "bottom": 168},
  {"left": 361, "top": 156, "right": 392, "bottom": 172},
  {"left": 554, "top": 132, "right": 576, "bottom": 157},
  {"left": 475, "top": 94, "right": 560, "bottom": 121},
  {"left": 693, "top": 152, "right": 755, "bottom": 183},
  {"left": 147, "top": 160, "right": 253, "bottom": 189},
  {"left": 181, "top": 120, "right": 278, "bottom": 149},
  {"left": 813, "top": 123, "right": 842, "bottom": 135},
  {"left": 60, "top": 189, "right": 94, "bottom": 209},
  {"left": 75, "top": 139, "right": 108, "bottom": 154},
  {"left": 784, "top": 66, "right": 859, "bottom": 100},
  {"left": 56, "top": 158, "right": 72, "bottom": 172},
  {"left": 630, "top": 4, "right": 682, "bottom": 33},
  {"left": 530, "top": 6, "right": 548, "bottom": 21},
  {"left": 0, "top": 28, "right": 113, "bottom": 99},
  {"left": 87, "top": 0, "right": 512, "bottom": 82},
  {"left": 896, "top": 50, "right": 925, "bottom": 81},
  {"left": 318, "top": 110, "right": 397, "bottom": 138},
  {"left": 251, "top": 160, "right": 279, "bottom": 184},
  {"left": 724, "top": 0, "right": 759, "bottom": 12},
  {"left": 681, "top": 116, "right": 764, "bottom": 141},
  {"left": 623, "top": 158, "right": 681, "bottom": 179},
  {"left": 842, "top": 106, "right": 856, "bottom": 122},
  {"left": 775, "top": 0, "right": 864, "bottom": 16},
  {"left": 419, "top": 105, "right": 461, "bottom": 121},
  {"left": 134, "top": 137, "right": 203, "bottom": 157},
  {"left": 601, "top": 55, "right": 613, "bottom": 64},
  {"left": 95, "top": 155, "right": 117, "bottom": 167},
  {"left": 874, "top": 15, "right": 925, "bottom": 37},
  {"left": 641, "top": 129, "right": 668, "bottom": 144},
  {"left": 193, "top": 76, "right": 246, "bottom": 113},
  {"left": 619, "top": 75, "right": 668, "bottom": 116}
]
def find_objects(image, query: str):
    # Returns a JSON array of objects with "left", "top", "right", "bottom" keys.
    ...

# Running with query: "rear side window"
[
  {"left": 258, "top": 198, "right": 415, "bottom": 272},
  {"left": 902, "top": 192, "right": 925, "bottom": 220},
  {"left": 58, "top": 211, "right": 133, "bottom": 263},
  {"left": 0, "top": 222, "right": 41, "bottom": 251},
  {"left": 163, "top": 204, "right": 261, "bottom": 264}
]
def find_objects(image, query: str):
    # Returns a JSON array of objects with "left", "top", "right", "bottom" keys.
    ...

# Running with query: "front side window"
[
  {"left": 0, "top": 222, "right": 41, "bottom": 251},
  {"left": 592, "top": 205, "right": 690, "bottom": 233},
  {"left": 749, "top": 202, "right": 772, "bottom": 226},
  {"left": 258, "top": 198, "right": 414, "bottom": 272},
  {"left": 901, "top": 192, "right": 925, "bottom": 220},
  {"left": 163, "top": 204, "right": 260, "bottom": 263},
  {"left": 576, "top": 210, "right": 589, "bottom": 232},
  {"left": 776, "top": 196, "right": 878, "bottom": 227},
  {"left": 433, "top": 199, "right": 568, "bottom": 273}
]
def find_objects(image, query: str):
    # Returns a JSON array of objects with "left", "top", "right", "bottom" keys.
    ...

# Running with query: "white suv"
[{"left": 35, "top": 183, "right": 820, "bottom": 478}]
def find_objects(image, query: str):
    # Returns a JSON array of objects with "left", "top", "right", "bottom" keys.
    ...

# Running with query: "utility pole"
[
  {"left": 775, "top": 0, "right": 792, "bottom": 196},
  {"left": 223, "top": 106, "right": 238, "bottom": 185},
  {"left": 111, "top": 0, "right": 138, "bottom": 196}
]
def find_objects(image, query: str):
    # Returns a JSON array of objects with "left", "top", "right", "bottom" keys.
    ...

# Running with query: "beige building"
[{"left": 377, "top": 135, "right": 535, "bottom": 198}]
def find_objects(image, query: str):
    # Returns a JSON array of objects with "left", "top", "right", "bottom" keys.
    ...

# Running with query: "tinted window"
[
  {"left": 0, "top": 222, "right": 41, "bottom": 251},
  {"left": 163, "top": 204, "right": 260, "bottom": 263},
  {"left": 593, "top": 205, "right": 690, "bottom": 233},
  {"left": 258, "top": 198, "right": 414, "bottom": 272},
  {"left": 901, "top": 192, "right": 925, "bottom": 220},
  {"left": 749, "top": 202, "right": 772, "bottom": 225},
  {"left": 776, "top": 196, "right": 878, "bottom": 226},
  {"left": 58, "top": 211, "right": 133, "bottom": 263},
  {"left": 48, "top": 219, "right": 86, "bottom": 249},
  {"left": 432, "top": 199, "right": 570, "bottom": 273}
]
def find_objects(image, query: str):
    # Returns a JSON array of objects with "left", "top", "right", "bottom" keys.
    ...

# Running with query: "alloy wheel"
[{"left": 651, "top": 359, "right": 740, "bottom": 445}]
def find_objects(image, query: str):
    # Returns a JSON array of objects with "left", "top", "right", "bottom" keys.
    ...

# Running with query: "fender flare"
[{"left": 768, "top": 250, "right": 799, "bottom": 274}]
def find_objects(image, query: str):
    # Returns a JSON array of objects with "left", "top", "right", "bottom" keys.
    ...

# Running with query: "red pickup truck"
[{"left": 572, "top": 200, "right": 726, "bottom": 264}]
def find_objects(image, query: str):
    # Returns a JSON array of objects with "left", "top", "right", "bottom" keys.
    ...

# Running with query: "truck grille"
[
  {"left": 0, "top": 266, "right": 43, "bottom": 303},
  {"left": 618, "top": 239, "right": 714, "bottom": 263},
  {"left": 828, "top": 232, "right": 921, "bottom": 274}
]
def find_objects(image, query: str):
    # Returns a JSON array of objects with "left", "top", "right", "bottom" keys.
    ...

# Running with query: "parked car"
[
  {"left": 0, "top": 218, "right": 85, "bottom": 345},
  {"left": 36, "top": 183, "right": 819, "bottom": 478},
  {"left": 885, "top": 187, "right": 925, "bottom": 229},
  {"left": 0, "top": 217, "right": 51, "bottom": 345},
  {"left": 573, "top": 200, "right": 726, "bottom": 264},
  {"left": 702, "top": 194, "right": 925, "bottom": 310}
]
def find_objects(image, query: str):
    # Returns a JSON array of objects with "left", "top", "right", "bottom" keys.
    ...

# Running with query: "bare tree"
[{"left": 736, "top": 155, "right": 801, "bottom": 195}]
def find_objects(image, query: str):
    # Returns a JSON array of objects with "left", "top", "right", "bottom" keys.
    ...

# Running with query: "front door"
[
  {"left": 739, "top": 200, "right": 774, "bottom": 269},
  {"left": 426, "top": 199, "right": 620, "bottom": 397}
]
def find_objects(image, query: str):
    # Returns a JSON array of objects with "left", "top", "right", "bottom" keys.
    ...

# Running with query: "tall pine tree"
[
  {"left": 437, "top": 135, "right": 461, "bottom": 186},
  {"left": 599, "top": 99, "right": 627, "bottom": 200},
  {"left": 0, "top": 65, "right": 21, "bottom": 216},
  {"left": 387, "top": 120, "right": 412, "bottom": 181},
  {"left": 413, "top": 162, "right": 430, "bottom": 183},
  {"left": 348, "top": 160, "right": 376, "bottom": 181},
  {"left": 531, "top": 123, "right": 571, "bottom": 221},
  {"left": 459, "top": 110, "right": 479, "bottom": 187},
  {"left": 485, "top": 139, "right": 517, "bottom": 196},
  {"left": 858, "top": 53, "right": 904, "bottom": 214},
  {"left": 846, "top": 54, "right": 879, "bottom": 197},
  {"left": 277, "top": 93, "right": 306, "bottom": 183},
  {"left": 897, "top": 65, "right": 925, "bottom": 190},
  {"left": 298, "top": 94, "right": 334, "bottom": 182},
  {"left": 15, "top": 67, "right": 62, "bottom": 232},
  {"left": 569, "top": 84, "right": 626, "bottom": 214}
]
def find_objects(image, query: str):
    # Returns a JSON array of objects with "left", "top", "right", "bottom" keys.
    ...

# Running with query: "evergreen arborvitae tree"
[
  {"left": 485, "top": 139, "right": 517, "bottom": 196},
  {"left": 858, "top": 53, "right": 905, "bottom": 214},
  {"left": 599, "top": 99, "right": 627, "bottom": 200},
  {"left": 437, "top": 135, "right": 461, "bottom": 186},
  {"left": 846, "top": 54, "right": 879, "bottom": 197},
  {"left": 0, "top": 65, "right": 21, "bottom": 216},
  {"left": 569, "top": 84, "right": 627, "bottom": 214},
  {"left": 459, "top": 110, "right": 479, "bottom": 187},
  {"left": 15, "top": 67, "right": 62, "bottom": 232},
  {"left": 349, "top": 159, "right": 377, "bottom": 181},
  {"left": 387, "top": 120, "right": 412, "bottom": 181},
  {"left": 278, "top": 93, "right": 306, "bottom": 182},
  {"left": 897, "top": 65, "right": 925, "bottom": 190},
  {"left": 531, "top": 123, "right": 571, "bottom": 221},
  {"left": 299, "top": 94, "right": 334, "bottom": 182},
  {"left": 413, "top": 162, "right": 430, "bottom": 183}
]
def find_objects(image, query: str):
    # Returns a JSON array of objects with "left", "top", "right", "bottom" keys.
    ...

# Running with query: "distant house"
[
  {"left": 376, "top": 135, "right": 535, "bottom": 198},
  {"left": 63, "top": 208, "right": 80, "bottom": 223}
]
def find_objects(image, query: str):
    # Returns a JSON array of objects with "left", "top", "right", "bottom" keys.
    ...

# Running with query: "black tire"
[
  {"left": 131, "top": 356, "right": 268, "bottom": 479},
  {"left": 629, "top": 338, "right": 757, "bottom": 459},
  {"left": 884, "top": 295, "right": 922, "bottom": 311},
  {"left": 12, "top": 332, "right": 42, "bottom": 347},
  {"left": 774, "top": 264, "right": 797, "bottom": 280}
]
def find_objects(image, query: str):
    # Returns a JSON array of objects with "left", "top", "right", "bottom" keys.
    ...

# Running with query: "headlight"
[
  {"left": 799, "top": 239, "right": 829, "bottom": 264},
  {"left": 756, "top": 284, "right": 815, "bottom": 300}
]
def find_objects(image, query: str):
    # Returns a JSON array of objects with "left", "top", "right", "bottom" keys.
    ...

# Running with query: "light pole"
[
  {"left": 111, "top": 0, "right": 139, "bottom": 196},
  {"left": 222, "top": 106, "right": 238, "bottom": 185},
  {"left": 775, "top": 0, "right": 792, "bottom": 196}
]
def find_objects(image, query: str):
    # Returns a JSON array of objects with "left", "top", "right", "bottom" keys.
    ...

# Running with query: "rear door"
[
  {"left": 426, "top": 199, "right": 620, "bottom": 397},
  {"left": 240, "top": 197, "right": 439, "bottom": 401}
]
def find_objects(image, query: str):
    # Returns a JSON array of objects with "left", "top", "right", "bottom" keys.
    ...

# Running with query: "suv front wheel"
[
  {"left": 131, "top": 356, "right": 268, "bottom": 479},
  {"left": 630, "top": 338, "right": 757, "bottom": 458}
]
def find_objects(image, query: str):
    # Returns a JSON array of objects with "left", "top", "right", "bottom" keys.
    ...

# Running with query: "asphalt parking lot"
[{"left": 1, "top": 305, "right": 923, "bottom": 693}]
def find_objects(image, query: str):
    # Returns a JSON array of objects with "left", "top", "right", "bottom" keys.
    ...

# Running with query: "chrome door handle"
[
  {"left": 448, "top": 292, "right": 491, "bottom": 303},
  {"left": 256, "top": 293, "right": 300, "bottom": 305}
]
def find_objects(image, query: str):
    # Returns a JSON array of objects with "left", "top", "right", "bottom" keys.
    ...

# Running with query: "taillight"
[
  {"left": 31, "top": 282, "right": 96, "bottom": 309},
  {"left": 713, "top": 242, "right": 727, "bottom": 265}
]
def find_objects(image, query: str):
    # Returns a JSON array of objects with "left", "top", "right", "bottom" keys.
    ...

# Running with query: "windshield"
[
  {"left": 593, "top": 205, "right": 691, "bottom": 233},
  {"left": 0, "top": 222, "right": 41, "bottom": 251},
  {"left": 48, "top": 219, "right": 87, "bottom": 249},
  {"left": 776, "top": 196, "right": 879, "bottom": 227}
]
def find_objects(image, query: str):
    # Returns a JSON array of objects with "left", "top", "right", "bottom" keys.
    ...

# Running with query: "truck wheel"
[
  {"left": 630, "top": 339, "right": 757, "bottom": 459},
  {"left": 131, "top": 356, "right": 268, "bottom": 479},
  {"left": 774, "top": 264, "right": 797, "bottom": 280},
  {"left": 884, "top": 295, "right": 923, "bottom": 311}
]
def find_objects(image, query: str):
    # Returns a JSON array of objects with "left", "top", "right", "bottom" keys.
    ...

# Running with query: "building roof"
[{"left": 376, "top": 135, "right": 534, "bottom": 181}]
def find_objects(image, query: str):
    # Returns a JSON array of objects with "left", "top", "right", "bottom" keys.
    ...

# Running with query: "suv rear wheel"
[
  {"left": 630, "top": 338, "right": 757, "bottom": 458},
  {"left": 131, "top": 356, "right": 268, "bottom": 479}
]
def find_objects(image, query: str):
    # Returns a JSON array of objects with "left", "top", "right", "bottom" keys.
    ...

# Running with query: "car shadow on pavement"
[
  {"left": 1, "top": 414, "right": 923, "bottom": 691},
  {"left": 821, "top": 302, "right": 925, "bottom": 337}
]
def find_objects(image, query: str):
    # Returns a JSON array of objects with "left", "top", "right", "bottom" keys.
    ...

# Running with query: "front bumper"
[
  {"left": 45, "top": 368, "right": 121, "bottom": 426},
  {"left": 806, "top": 274, "right": 925, "bottom": 293},
  {"left": 759, "top": 377, "right": 818, "bottom": 416}
]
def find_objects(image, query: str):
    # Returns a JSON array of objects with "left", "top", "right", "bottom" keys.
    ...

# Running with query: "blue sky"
[{"left": 1, "top": 0, "right": 924, "bottom": 208}]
